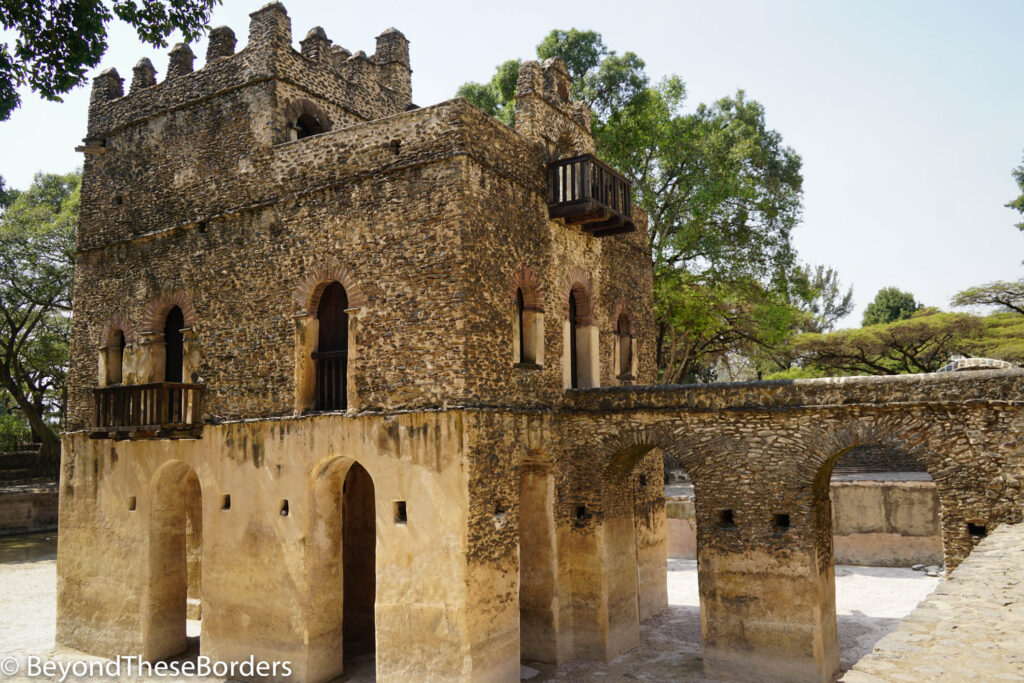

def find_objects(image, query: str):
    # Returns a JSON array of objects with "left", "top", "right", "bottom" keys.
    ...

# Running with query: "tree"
[
  {"left": 0, "top": 0, "right": 221, "bottom": 121},
  {"left": 0, "top": 175, "right": 16, "bottom": 209},
  {"left": 793, "top": 264, "right": 854, "bottom": 333},
  {"left": 787, "top": 308, "right": 985, "bottom": 376},
  {"left": 952, "top": 279, "right": 1024, "bottom": 315},
  {"left": 1009, "top": 154, "right": 1024, "bottom": 230},
  {"left": 862, "top": 287, "right": 919, "bottom": 326},
  {"left": 455, "top": 59, "right": 520, "bottom": 127},
  {"left": 0, "top": 171, "right": 78, "bottom": 459},
  {"left": 458, "top": 30, "right": 811, "bottom": 383}
]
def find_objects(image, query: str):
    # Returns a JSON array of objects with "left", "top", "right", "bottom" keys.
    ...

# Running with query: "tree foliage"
[
  {"left": 0, "top": 0, "right": 221, "bottom": 121},
  {"left": 952, "top": 279, "right": 1024, "bottom": 315},
  {"left": 458, "top": 29, "right": 813, "bottom": 382},
  {"left": 861, "top": 287, "right": 919, "bottom": 327},
  {"left": 1009, "top": 154, "right": 1024, "bottom": 231},
  {"left": 0, "top": 171, "right": 78, "bottom": 457},
  {"left": 786, "top": 308, "right": 985, "bottom": 376}
]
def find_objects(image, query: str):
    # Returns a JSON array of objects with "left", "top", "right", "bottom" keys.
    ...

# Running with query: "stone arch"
[
  {"left": 547, "top": 118, "right": 594, "bottom": 159},
  {"left": 509, "top": 265, "right": 546, "bottom": 312},
  {"left": 598, "top": 424, "right": 704, "bottom": 479},
  {"left": 294, "top": 263, "right": 366, "bottom": 315},
  {"left": 283, "top": 98, "right": 333, "bottom": 139},
  {"left": 141, "top": 290, "right": 198, "bottom": 333},
  {"left": 611, "top": 300, "right": 635, "bottom": 336},
  {"left": 561, "top": 267, "right": 594, "bottom": 324},
  {"left": 307, "top": 455, "right": 377, "bottom": 681},
  {"left": 100, "top": 312, "right": 135, "bottom": 346},
  {"left": 145, "top": 459, "right": 203, "bottom": 661}
]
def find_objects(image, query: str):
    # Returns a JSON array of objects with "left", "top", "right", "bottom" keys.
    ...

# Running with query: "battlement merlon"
[
  {"left": 514, "top": 58, "right": 594, "bottom": 160},
  {"left": 82, "top": 2, "right": 412, "bottom": 142}
]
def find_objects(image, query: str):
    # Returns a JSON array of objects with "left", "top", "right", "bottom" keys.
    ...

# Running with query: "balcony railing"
[
  {"left": 92, "top": 382, "right": 204, "bottom": 439},
  {"left": 547, "top": 154, "right": 636, "bottom": 237}
]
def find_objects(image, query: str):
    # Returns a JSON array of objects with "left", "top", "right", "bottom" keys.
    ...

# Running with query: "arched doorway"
[
  {"left": 163, "top": 306, "right": 185, "bottom": 383},
  {"left": 145, "top": 461, "right": 202, "bottom": 661},
  {"left": 308, "top": 459, "right": 376, "bottom": 680}
]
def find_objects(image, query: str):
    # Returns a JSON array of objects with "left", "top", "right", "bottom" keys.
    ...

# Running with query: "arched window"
[
  {"left": 294, "top": 113, "right": 325, "bottom": 140},
  {"left": 164, "top": 306, "right": 185, "bottom": 383},
  {"left": 314, "top": 282, "right": 348, "bottom": 411},
  {"left": 517, "top": 288, "right": 526, "bottom": 363},
  {"left": 104, "top": 329, "right": 125, "bottom": 385},
  {"left": 617, "top": 313, "right": 633, "bottom": 381},
  {"left": 568, "top": 292, "right": 579, "bottom": 389}
]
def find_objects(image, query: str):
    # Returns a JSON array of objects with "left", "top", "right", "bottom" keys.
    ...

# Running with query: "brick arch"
[
  {"left": 100, "top": 312, "right": 135, "bottom": 346},
  {"left": 561, "top": 267, "right": 594, "bottom": 325},
  {"left": 509, "top": 265, "right": 546, "bottom": 312},
  {"left": 283, "top": 97, "right": 333, "bottom": 135},
  {"left": 141, "top": 291, "right": 198, "bottom": 333},
  {"left": 294, "top": 263, "right": 367, "bottom": 315},
  {"left": 801, "top": 419, "right": 936, "bottom": 486},
  {"left": 612, "top": 299, "right": 635, "bottom": 335},
  {"left": 548, "top": 118, "right": 594, "bottom": 159}
]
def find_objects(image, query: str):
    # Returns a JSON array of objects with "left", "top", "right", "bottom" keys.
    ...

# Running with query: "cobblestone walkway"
[{"left": 843, "top": 522, "right": 1024, "bottom": 682}]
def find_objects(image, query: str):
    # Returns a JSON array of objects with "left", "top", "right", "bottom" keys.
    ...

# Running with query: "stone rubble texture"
[
  {"left": 843, "top": 522, "right": 1024, "bottom": 682},
  {"left": 58, "top": 3, "right": 1024, "bottom": 682}
]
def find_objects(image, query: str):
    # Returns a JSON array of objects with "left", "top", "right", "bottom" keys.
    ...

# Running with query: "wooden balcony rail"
[
  {"left": 92, "top": 382, "right": 204, "bottom": 439},
  {"left": 547, "top": 154, "right": 636, "bottom": 237},
  {"left": 312, "top": 349, "right": 347, "bottom": 412}
]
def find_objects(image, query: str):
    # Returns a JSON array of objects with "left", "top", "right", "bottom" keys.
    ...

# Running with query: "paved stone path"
[{"left": 843, "top": 522, "right": 1024, "bottom": 682}]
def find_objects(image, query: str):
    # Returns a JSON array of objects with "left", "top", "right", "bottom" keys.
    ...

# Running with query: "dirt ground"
[{"left": 0, "top": 535, "right": 940, "bottom": 681}]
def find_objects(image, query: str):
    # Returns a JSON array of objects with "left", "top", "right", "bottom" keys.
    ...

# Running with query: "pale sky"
[{"left": 1, "top": 0, "right": 1021, "bottom": 327}]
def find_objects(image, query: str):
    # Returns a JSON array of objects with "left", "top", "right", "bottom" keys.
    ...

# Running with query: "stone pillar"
[
  {"left": 300, "top": 26, "right": 331, "bottom": 63},
  {"left": 345, "top": 307, "right": 361, "bottom": 413},
  {"left": 167, "top": 44, "right": 195, "bottom": 79},
  {"left": 135, "top": 331, "right": 166, "bottom": 384},
  {"left": 374, "top": 27, "right": 411, "bottom": 108},
  {"left": 130, "top": 58, "right": 157, "bottom": 92},
  {"left": 293, "top": 314, "right": 317, "bottom": 413},
  {"left": 181, "top": 328, "right": 199, "bottom": 383},
  {"left": 90, "top": 68, "right": 123, "bottom": 109},
  {"left": 206, "top": 26, "right": 237, "bottom": 62}
]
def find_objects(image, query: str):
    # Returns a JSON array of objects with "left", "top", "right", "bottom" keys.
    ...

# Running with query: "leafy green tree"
[
  {"left": 794, "top": 264, "right": 854, "bottom": 333},
  {"left": 458, "top": 30, "right": 810, "bottom": 382},
  {"left": 1009, "top": 154, "right": 1024, "bottom": 230},
  {"left": 952, "top": 279, "right": 1024, "bottom": 315},
  {"left": 787, "top": 308, "right": 984, "bottom": 376},
  {"left": 862, "top": 287, "right": 919, "bottom": 326},
  {"left": 0, "top": 0, "right": 221, "bottom": 121},
  {"left": 0, "top": 171, "right": 78, "bottom": 459},
  {"left": 455, "top": 59, "right": 520, "bottom": 127},
  {"left": 962, "top": 312, "right": 1024, "bottom": 364}
]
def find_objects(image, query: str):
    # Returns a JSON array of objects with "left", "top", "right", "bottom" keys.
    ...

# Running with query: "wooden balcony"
[
  {"left": 91, "top": 383, "right": 204, "bottom": 440},
  {"left": 547, "top": 154, "right": 636, "bottom": 237}
]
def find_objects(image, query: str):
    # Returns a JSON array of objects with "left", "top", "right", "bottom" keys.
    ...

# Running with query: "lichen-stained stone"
[{"left": 60, "top": 3, "right": 1024, "bottom": 683}]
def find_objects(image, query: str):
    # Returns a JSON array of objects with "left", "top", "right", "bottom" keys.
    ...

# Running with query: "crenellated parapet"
[
  {"left": 83, "top": 2, "right": 412, "bottom": 143},
  {"left": 514, "top": 57, "right": 594, "bottom": 160}
]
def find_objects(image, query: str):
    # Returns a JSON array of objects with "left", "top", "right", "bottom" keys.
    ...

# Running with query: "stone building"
[{"left": 58, "top": 3, "right": 1024, "bottom": 682}]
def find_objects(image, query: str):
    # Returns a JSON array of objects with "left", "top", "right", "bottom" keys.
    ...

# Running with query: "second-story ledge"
[
  {"left": 547, "top": 154, "right": 636, "bottom": 237},
  {"left": 91, "top": 382, "right": 204, "bottom": 440}
]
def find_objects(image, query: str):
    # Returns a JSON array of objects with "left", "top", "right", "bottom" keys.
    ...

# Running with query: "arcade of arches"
[{"left": 57, "top": 370, "right": 1024, "bottom": 682}]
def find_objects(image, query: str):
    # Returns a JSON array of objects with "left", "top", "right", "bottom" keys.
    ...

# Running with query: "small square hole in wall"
[
  {"left": 198, "top": 221, "right": 207, "bottom": 234},
  {"left": 393, "top": 501, "right": 407, "bottom": 525},
  {"left": 493, "top": 504, "right": 508, "bottom": 529},
  {"left": 113, "top": 195, "right": 123, "bottom": 206},
  {"left": 718, "top": 509, "right": 736, "bottom": 529},
  {"left": 279, "top": 499, "right": 289, "bottom": 517},
  {"left": 221, "top": 494, "right": 231, "bottom": 511},
  {"left": 967, "top": 522, "right": 987, "bottom": 538},
  {"left": 127, "top": 496, "right": 137, "bottom": 512},
  {"left": 773, "top": 513, "right": 790, "bottom": 530},
  {"left": 638, "top": 474, "right": 648, "bottom": 489}
]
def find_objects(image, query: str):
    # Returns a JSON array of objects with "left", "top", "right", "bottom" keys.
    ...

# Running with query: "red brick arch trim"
[
  {"left": 294, "top": 263, "right": 367, "bottom": 315},
  {"left": 562, "top": 267, "right": 594, "bottom": 325},
  {"left": 612, "top": 299, "right": 635, "bottom": 336},
  {"left": 141, "top": 291, "right": 198, "bottom": 333},
  {"left": 509, "top": 265, "right": 546, "bottom": 312},
  {"left": 100, "top": 313, "right": 135, "bottom": 346}
]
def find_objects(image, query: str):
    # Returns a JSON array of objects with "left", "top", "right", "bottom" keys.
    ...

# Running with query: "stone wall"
[
  {"left": 0, "top": 484, "right": 58, "bottom": 535},
  {"left": 668, "top": 479, "right": 944, "bottom": 567}
]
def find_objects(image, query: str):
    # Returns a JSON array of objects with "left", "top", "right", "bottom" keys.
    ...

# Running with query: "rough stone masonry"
[{"left": 58, "top": 3, "right": 1024, "bottom": 682}]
